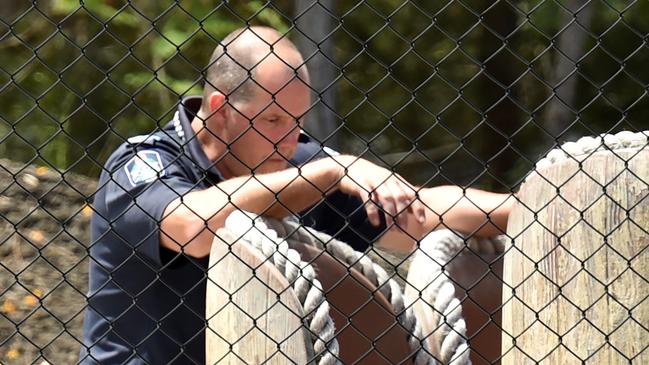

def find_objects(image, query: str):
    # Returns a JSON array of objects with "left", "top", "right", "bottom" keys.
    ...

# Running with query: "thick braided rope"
[
  {"left": 266, "top": 218, "right": 438, "bottom": 365},
  {"left": 226, "top": 211, "right": 438, "bottom": 365},
  {"left": 225, "top": 211, "right": 509, "bottom": 365},
  {"left": 224, "top": 212, "right": 341, "bottom": 365},
  {"left": 409, "top": 230, "right": 506, "bottom": 365},
  {"left": 530, "top": 130, "right": 648, "bottom": 182}
]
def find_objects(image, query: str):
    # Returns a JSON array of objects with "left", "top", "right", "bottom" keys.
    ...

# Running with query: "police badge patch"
[{"left": 124, "top": 150, "right": 165, "bottom": 186}]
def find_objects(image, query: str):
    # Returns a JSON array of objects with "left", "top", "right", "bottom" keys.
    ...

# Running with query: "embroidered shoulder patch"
[{"left": 124, "top": 150, "right": 165, "bottom": 186}]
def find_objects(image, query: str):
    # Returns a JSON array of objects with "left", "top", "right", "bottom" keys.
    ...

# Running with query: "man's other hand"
[{"left": 332, "top": 155, "right": 426, "bottom": 230}]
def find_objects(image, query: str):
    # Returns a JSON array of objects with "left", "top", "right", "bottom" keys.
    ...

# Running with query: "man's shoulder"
[
  {"left": 292, "top": 133, "right": 340, "bottom": 165},
  {"left": 94, "top": 128, "right": 199, "bottom": 208},
  {"left": 104, "top": 130, "right": 182, "bottom": 170}
]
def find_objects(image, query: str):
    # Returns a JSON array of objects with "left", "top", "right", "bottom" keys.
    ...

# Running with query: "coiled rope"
[
  {"left": 530, "top": 130, "right": 648, "bottom": 181},
  {"left": 220, "top": 130, "right": 647, "bottom": 364},
  {"left": 224, "top": 211, "right": 436, "bottom": 365},
  {"left": 224, "top": 212, "right": 341, "bottom": 365},
  {"left": 406, "top": 230, "right": 506, "bottom": 365},
  {"left": 225, "top": 211, "right": 505, "bottom": 364}
]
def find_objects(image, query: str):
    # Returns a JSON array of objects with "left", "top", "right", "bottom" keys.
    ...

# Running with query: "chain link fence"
[{"left": 0, "top": 1, "right": 647, "bottom": 364}]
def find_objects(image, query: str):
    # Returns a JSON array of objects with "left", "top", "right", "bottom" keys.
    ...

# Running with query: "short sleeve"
[
  {"left": 96, "top": 146, "right": 196, "bottom": 267},
  {"left": 291, "top": 133, "right": 339, "bottom": 165},
  {"left": 293, "top": 135, "right": 387, "bottom": 251}
]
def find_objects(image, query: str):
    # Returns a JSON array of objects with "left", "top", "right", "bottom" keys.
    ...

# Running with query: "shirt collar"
[{"left": 174, "top": 96, "right": 226, "bottom": 181}]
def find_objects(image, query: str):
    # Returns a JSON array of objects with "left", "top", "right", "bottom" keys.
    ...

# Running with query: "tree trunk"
[
  {"left": 544, "top": 0, "right": 595, "bottom": 137},
  {"left": 293, "top": 0, "right": 339, "bottom": 149},
  {"left": 476, "top": 1, "right": 520, "bottom": 189}
]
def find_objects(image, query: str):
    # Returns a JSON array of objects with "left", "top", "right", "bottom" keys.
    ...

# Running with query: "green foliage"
[{"left": 332, "top": 0, "right": 648, "bottom": 187}]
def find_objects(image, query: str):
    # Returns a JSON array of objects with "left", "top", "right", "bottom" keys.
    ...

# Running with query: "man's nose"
[
  {"left": 277, "top": 124, "right": 299, "bottom": 146},
  {"left": 275, "top": 124, "right": 300, "bottom": 155}
]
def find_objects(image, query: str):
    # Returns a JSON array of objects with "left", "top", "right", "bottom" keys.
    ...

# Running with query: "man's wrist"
[
  {"left": 323, "top": 156, "right": 346, "bottom": 193},
  {"left": 326, "top": 154, "right": 359, "bottom": 194}
]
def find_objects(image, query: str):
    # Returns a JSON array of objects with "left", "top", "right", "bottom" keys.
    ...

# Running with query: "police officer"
[{"left": 79, "top": 26, "right": 512, "bottom": 364}]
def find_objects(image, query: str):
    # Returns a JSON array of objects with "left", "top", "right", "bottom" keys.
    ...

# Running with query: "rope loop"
[{"left": 224, "top": 211, "right": 508, "bottom": 364}]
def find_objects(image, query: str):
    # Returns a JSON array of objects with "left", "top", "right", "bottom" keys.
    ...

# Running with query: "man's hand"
[
  {"left": 331, "top": 155, "right": 426, "bottom": 230},
  {"left": 378, "top": 186, "right": 514, "bottom": 253}
]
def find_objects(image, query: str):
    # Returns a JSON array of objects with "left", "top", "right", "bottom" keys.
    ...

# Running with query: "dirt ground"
[{"left": 0, "top": 159, "right": 94, "bottom": 365}]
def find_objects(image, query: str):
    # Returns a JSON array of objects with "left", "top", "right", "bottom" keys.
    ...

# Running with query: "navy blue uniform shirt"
[{"left": 79, "top": 97, "right": 386, "bottom": 364}]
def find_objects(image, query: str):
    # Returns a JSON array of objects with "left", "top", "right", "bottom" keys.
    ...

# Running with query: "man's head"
[{"left": 196, "top": 26, "right": 311, "bottom": 178}]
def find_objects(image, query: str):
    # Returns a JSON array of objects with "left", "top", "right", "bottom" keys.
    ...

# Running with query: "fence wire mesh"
[{"left": 0, "top": 0, "right": 647, "bottom": 364}]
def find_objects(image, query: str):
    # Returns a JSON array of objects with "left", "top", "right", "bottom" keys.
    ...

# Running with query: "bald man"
[{"left": 79, "top": 26, "right": 512, "bottom": 364}]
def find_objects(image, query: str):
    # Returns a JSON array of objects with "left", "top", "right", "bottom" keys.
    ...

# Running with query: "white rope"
[
  {"left": 267, "top": 218, "right": 438, "bottom": 365},
  {"left": 225, "top": 211, "right": 438, "bottom": 365},
  {"left": 530, "top": 130, "right": 648, "bottom": 181},
  {"left": 224, "top": 210, "right": 510, "bottom": 365},
  {"left": 407, "top": 230, "right": 507, "bottom": 365},
  {"left": 224, "top": 212, "right": 341, "bottom": 365}
]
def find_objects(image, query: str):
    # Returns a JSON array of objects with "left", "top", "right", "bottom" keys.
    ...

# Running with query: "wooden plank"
[
  {"left": 449, "top": 252, "right": 503, "bottom": 365},
  {"left": 205, "top": 229, "right": 310, "bottom": 365},
  {"left": 293, "top": 243, "right": 413, "bottom": 365},
  {"left": 502, "top": 150, "right": 649, "bottom": 364}
]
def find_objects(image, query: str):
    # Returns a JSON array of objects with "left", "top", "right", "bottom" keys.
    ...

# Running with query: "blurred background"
[{"left": 1, "top": 0, "right": 647, "bottom": 190}]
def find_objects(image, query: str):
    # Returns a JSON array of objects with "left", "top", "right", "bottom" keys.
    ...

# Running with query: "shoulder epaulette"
[{"left": 127, "top": 134, "right": 162, "bottom": 146}]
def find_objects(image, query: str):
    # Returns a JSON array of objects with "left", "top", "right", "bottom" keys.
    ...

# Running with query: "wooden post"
[
  {"left": 502, "top": 149, "right": 649, "bottom": 364},
  {"left": 205, "top": 229, "right": 311, "bottom": 365}
]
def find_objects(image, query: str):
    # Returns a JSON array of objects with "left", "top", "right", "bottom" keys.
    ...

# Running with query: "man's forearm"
[
  {"left": 377, "top": 186, "right": 514, "bottom": 254},
  {"left": 221, "top": 157, "right": 342, "bottom": 218},
  {"left": 161, "top": 157, "right": 342, "bottom": 257},
  {"left": 419, "top": 186, "right": 513, "bottom": 237}
]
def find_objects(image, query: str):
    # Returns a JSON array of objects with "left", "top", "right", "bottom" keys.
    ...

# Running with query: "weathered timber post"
[
  {"left": 205, "top": 229, "right": 311, "bottom": 364},
  {"left": 503, "top": 139, "right": 649, "bottom": 364}
]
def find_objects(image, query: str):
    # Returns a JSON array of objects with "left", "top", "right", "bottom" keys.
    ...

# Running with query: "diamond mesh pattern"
[{"left": 0, "top": 1, "right": 647, "bottom": 364}]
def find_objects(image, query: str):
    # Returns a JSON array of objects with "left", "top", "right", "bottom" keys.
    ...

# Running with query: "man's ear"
[{"left": 207, "top": 91, "right": 227, "bottom": 116}]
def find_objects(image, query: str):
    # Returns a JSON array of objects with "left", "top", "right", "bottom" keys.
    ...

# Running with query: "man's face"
[{"left": 222, "top": 57, "right": 310, "bottom": 176}]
